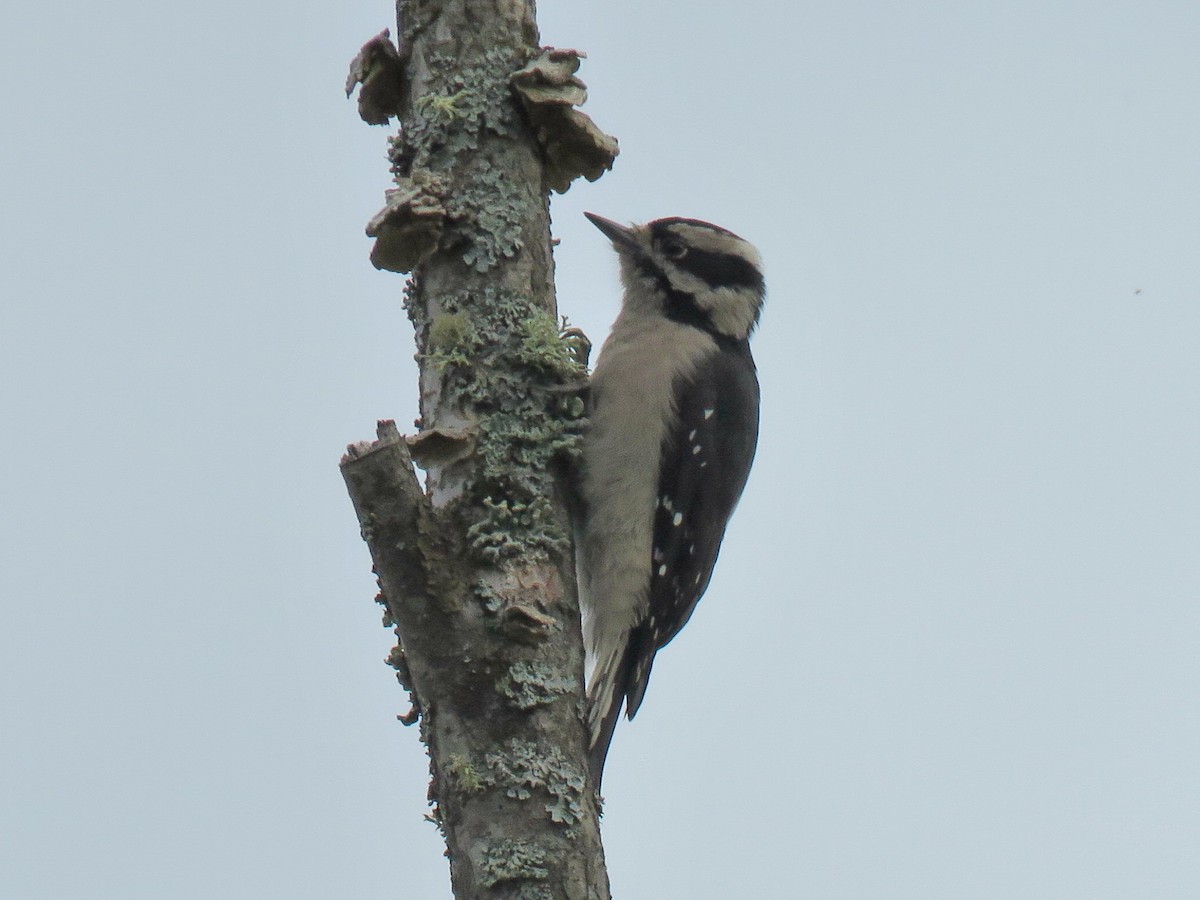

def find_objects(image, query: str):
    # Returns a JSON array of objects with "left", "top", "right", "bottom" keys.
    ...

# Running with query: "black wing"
[{"left": 623, "top": 344, "right": 760, "bottom": 719}]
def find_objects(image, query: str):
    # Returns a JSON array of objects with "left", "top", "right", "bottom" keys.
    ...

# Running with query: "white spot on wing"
[
  {"left": 657, "top": 564, "right": 667, "bottom": 576},
  {"left": 704, "top": 408, "right": 714, "bottom": 419},
  {"left": 688, "top": 429, "right": 697, "bottom": 440},
  {"left": 692, "top": 445, "right": 701, "bottom": 455},
  {"left": 673, "top": 512, "right": 683, "bottom": 526}
]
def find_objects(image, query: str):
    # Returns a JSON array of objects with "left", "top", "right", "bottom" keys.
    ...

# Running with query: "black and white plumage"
[{"left": 577, "top": 212, "right": 764, "bottom": 787}]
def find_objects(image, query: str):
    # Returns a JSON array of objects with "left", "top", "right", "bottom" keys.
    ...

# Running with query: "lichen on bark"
[{"left": 341, "top": 1, "right": 616, "bottom": 897}]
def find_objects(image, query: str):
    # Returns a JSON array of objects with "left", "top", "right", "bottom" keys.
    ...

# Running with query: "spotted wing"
[{"left": 623, "top": 344, "right": 760, "bottom": 718}]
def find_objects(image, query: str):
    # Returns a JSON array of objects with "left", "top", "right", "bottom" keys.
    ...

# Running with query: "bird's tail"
[
  {"left": 586, "top": 626, "right": 663, "bottom": 789},
  {"left": 585, "top": 643, "right": 628, "bottom": 791}
]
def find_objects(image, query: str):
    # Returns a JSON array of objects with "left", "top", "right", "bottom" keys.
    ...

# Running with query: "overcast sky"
[{"left": 3, "top": 1, "right": 1198, "bottom": 898}]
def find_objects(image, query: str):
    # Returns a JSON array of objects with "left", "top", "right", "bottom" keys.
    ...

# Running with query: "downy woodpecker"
[{"left": 578, "top": 212, "right": 764, "bottom": 786}]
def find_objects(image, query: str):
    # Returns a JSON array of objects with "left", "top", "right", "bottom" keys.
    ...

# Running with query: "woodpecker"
[{"left": 577, "top": 212, "right": 764, "bottom": 787}]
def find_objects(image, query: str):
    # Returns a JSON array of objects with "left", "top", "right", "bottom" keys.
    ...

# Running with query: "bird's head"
[{"left": 586, "top": 213, "right": 765, "bottom": 342}]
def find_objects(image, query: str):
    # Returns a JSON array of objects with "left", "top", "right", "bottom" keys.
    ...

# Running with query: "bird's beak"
[{"left": 585, "top": 212, "right": 638, "bottom": 251}]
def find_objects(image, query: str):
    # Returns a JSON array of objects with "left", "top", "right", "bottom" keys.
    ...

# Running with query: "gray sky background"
[{"left": 2, "top": 1, "right": 1198, "bottom": 897}]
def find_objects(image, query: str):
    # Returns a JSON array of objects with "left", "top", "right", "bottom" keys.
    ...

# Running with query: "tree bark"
[{"left": 341, "top": 1, "right": 616, "bottom": 897}]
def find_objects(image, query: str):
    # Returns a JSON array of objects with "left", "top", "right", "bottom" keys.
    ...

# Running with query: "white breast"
[{"left": 577, "top": 311, "right": 718, "bottom": 674}]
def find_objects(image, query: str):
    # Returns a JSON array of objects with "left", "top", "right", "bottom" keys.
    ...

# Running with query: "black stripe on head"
[
  {"left": 635, "top": 258, "right": 708, "bottom": 328},
  {"left": 648, "top": 219, "right": 764, "bottom": 293},
  {"left": 676, "top": 248, "right": 764, "bottom": 293},
  {"left": 634, "top": 257, "right": 752, "bottom": 351}
]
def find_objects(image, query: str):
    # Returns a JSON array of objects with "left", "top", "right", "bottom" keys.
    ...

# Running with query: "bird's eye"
[{"left": 661, "top": 239, "right": 688, "bottom": 259}]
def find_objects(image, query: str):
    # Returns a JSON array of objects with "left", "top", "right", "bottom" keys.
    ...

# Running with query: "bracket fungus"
[
  {"left": 510, "top": 48, "right": 619, "bottom": 193},
  {"left": 365, "top": 172, "right": 448, "bottom": 273},
  {"left": 345, "top": 29, "right": 408, "bottom": 126}
]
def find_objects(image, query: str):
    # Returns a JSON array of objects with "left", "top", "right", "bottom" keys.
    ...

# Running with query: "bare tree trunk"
[{"left": 341, "top": 1, "right": 617, "bottom": 897}]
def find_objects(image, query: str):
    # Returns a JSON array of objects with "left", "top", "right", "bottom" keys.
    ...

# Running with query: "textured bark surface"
[{"left": 341, "top": 1, "right": 612, "bottom": 898}]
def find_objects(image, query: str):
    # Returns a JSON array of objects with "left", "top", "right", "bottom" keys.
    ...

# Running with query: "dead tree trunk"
[{"left": 341, "top": 1, "right": 617, "bottom": 897}]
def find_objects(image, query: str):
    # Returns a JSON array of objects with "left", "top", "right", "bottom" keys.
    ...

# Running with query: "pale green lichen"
[
  {"left": 426, "top": 311, "right": 481, "bottom": 370},
  {"left": 476, "top": 838, "right": 550, "bottom": 889},
  {"left": 467, "top": 496, "right": 561, "bottom": 562},
  {"left": 425, "top": 286, "right": 587, "bottom": 563},
  {"left": 382, "top": 44, "right": 531, "bottom": 273},
  {"left": 499, "top": 660, "right": 576, "bottom": 710},
  {"left": 485, "top": 738, "right": 588, "bottom": 829},
  {"left": 445, "top": 753, "right": 487, "bottom": 792},
  {"left": 517, "top": 312, "right": 580, "bottom": 374},
  {"left": 390, "top": 47, "right": 522, "bottom": 178},
  {"left": 473, "top": 579, "right": 505, "bottom": 615},
  {"left": 447, "top": 158, "right": 526, "bottom": 272},
  {"left": 432, "top": 46, "right": 522, "bottom": 145},
  {"left": 414, "top": 89, "right": 474, "bottom": 124}
]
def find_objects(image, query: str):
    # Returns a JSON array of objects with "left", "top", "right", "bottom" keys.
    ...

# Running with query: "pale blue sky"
[{"left": 2, "top": 1, "right": 1198, "bottom": 897}]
